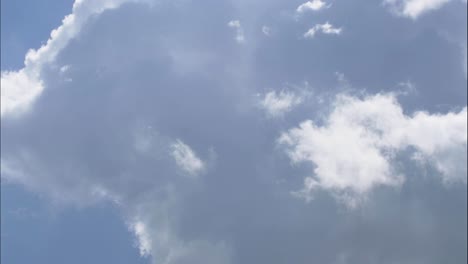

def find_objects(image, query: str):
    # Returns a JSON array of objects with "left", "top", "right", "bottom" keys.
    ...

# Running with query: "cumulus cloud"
[
  {"left": 1, "top": 0, "right": 467, "bottom": 263},
  {"left": 304, "top": 22, "right": 342, "bottom": 38},
  {"left": 296, "top": 0, "right": 330, "bottom": 13},
  {"left": 1, "top": 70, "right": 43, "bottom": 116},
  {"left": 383, "top": 0, "right": 463, "bottom": 18},
  {"left": 228, "top": 20, "right": 245, "bottom": 43},
  {"left": 0, "top": 0, "right": 148, "bottom": 117},
  {"left": 280, "top": 93, "right": 467, "bottom": 206}
]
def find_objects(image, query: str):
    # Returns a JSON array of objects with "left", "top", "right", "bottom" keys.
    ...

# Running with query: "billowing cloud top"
[{"left": 1, "top": 0, "right": 467, "bottom": 263}]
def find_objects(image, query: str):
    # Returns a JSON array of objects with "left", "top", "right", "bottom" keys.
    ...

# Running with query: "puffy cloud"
[
  {"left": 228, "top": 20, "right": 245, "bottom": 43},
  {"left": 280, "top": 93, "right": 467, "bottom": 206},
  {"left": 0, "top": 0, "right": 146, "bottom": 118},
  {"left": 1, "top": 0, "right": 467, "bottom": 263},
  {"left": 1, "top": 1, "right": 231, "bottom": 262},
  {"left": 296, "top": 0, "right": 330, "bottom": 13},
  {"left": 383, "top": 0, "right": 463, "bottom": 18},
  {"left": 171, "top": 140, "right": 206, "bottom": 177},
  {"left": 304, "top": 22, "right": 342, "bottom": 38},
  {"left": 1, "top": 70, "right": 43, "bottom": 116}
]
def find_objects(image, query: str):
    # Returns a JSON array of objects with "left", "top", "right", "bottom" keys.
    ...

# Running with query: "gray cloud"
[{"left": 1, "top": 0, "right": 466, "bottom": 263}]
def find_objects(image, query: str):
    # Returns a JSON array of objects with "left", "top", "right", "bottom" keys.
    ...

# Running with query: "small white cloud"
[
  {"left": 280, "top": 93, "right": 467, "bottom": 206},
  {"left": 130, "top": 220, "right": 153, "bottom": 257},
  {"left": 396, "top": 80, "right": 417, "bottom": 95},
  {"left": 59, "top": 65, "right": 71, "bottom": 73},
  {"left": 262, "top": 26, "right": 272, "bottom": 36},
  {"left": 227, "top": 20, "right": 245, "bottom": 43},
  {"left": 383, "top": 0, "right": 461, "bottom": 19},
  {"left": 259, "top": 90, "right": 303, "bottom": 117},
  {"left": 171, "top": 140, "right": 205, "bottom": 177},
  {"left": 335, "top": 71, "right": 352, "bottom": 90},
  {"left": 304, "top": 22, "right": 342, "bottom": 38},
  {"left": 296, "top": 0, "right": 330, "bottom": 13}
]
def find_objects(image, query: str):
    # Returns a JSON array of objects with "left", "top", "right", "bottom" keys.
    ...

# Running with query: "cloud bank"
[{"left": 1, "top": 0, "right": 466, "bottom": 263}]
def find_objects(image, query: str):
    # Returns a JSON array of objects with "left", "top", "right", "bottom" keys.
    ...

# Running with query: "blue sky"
[{"left": 1, "top": 0, "right": 467, "bottom": 263}]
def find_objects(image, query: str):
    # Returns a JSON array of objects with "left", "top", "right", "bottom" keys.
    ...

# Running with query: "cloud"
[
  {"left": 171, "top": 140, "right": 205, "bottom": 177},
  {"left": 258, "top": 90, "right": 304, "bottom": 117},
  {"left": 0, "top": 0, "right": 147, "bottom": 118},
  {"left": 1, "top": 70, "right": 43, "bottom": 116},
  {"left": 383, "top": 0, "right": 463, "bottom": 18},
  {"left": 1, "top": 0, "right": 467, "bottom": 263},
  {"left": 262, "top": 26, "right": 272, "bottom": 36},
  {"left": 228, "top": 20, "right": 245, "bottom": 43},
  {"left": 304, "top": 22, "right": 342, "bottom": 38},
  {"left": 131, "top": 220, "right": 153, "bottom": 256},
  {"left": 296, "top": 0, "right": 330, "bottom": 13},
  {"left": 280, "top": 93, "right": 467, "bottom": 206}
]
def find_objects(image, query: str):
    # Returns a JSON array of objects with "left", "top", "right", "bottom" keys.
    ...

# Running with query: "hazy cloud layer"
[{"left": 1, "top": 0, "right": 466, "bottom": 263}]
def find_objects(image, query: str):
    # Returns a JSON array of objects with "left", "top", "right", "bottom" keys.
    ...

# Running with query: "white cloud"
[
  {"left": 304, "top": 22, "right": 342, "bottom": 38},
  {"left": 171, "top": 140, "right": 205, "bottom": 177},
  {"left": 59, "top": 65, "right": 71, "bottom": 73},
  {"left": 227, "top": 20, "right": 245, "bottom": 43},
  {"left": 131, "top": 220, "right": 153, "bottom": 256},
  {"left": 280, "top": 93, "right": 467, "bottom": 206},
  {"left": 2, "top": 0, "right": 467, "bottom": 261},
  {"left": 383, "top": 0, "right": 462, "bottom": 19},
  {"left": 296, "top": 0, "right": 330, "bottom": 13},
  {"left": 1, "top": 70, "right": 44, "bottom": 116},
  {"left": 0, "top": 0, "right": 146, "bottom": 117},
  {"left": 259, "top": 90, "right": 304, "bottom": 117}
]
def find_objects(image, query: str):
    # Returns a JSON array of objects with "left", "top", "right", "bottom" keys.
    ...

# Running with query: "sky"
[{"left": 0, "top": 0, "right": 467, "bottom": 263}]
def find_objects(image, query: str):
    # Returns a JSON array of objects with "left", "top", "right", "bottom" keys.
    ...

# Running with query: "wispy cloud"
[
  {"left": 171, "top": 139, "right": 205, "bottom": 177},
  {"left": 228, "top": 20, "right": 245, "bottom": 43},
  {"left": 304, "top": 22, "right": 342, "bottom": 38},
  {"left": 258, "top": 90, "right": 304, "bottom": 117}
]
